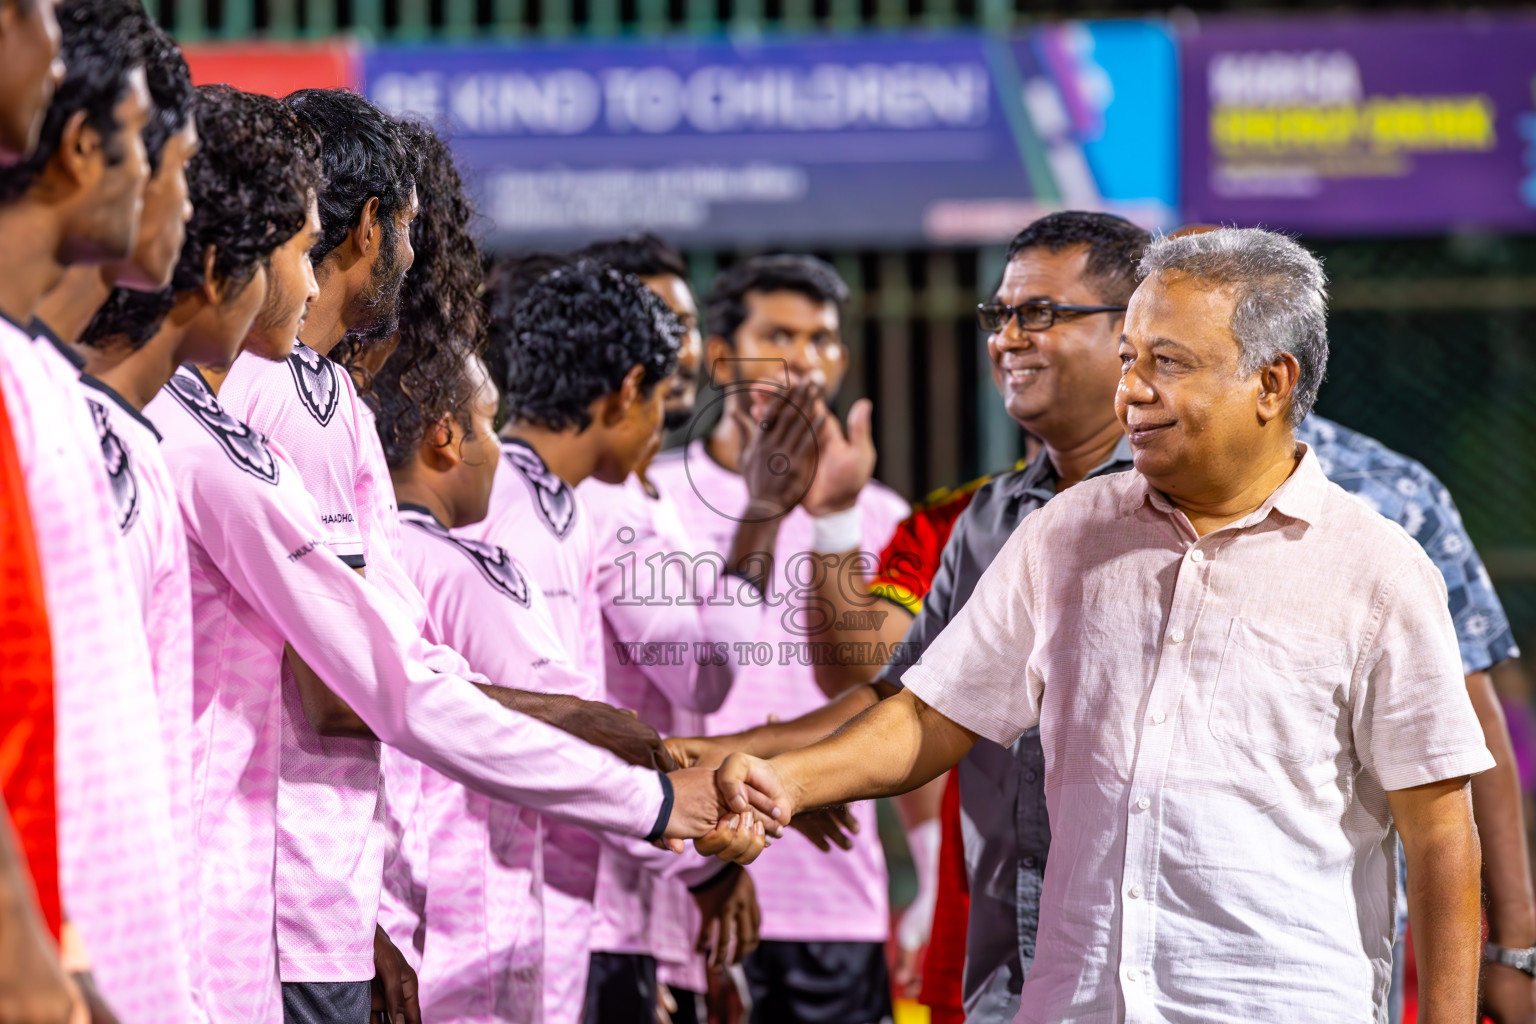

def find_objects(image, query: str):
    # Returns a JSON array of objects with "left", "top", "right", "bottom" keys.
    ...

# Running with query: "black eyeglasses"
[{"left": 976, "top": 300, "right": 1128, "bottom": 333}]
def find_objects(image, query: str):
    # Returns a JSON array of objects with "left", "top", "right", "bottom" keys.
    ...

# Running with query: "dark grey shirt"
[{"left": 880, "top": 437, "right": 1134, "bottom": 1022}]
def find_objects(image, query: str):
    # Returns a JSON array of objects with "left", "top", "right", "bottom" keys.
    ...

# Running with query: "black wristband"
[
  {"left": 688, "top": 860, "right": 741, "bottom": 894},
  {"left": 644, "top": 772, "right": 675, "bottom": 844}
]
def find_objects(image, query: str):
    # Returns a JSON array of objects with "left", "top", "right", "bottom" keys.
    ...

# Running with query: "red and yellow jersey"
[
  {"left": 0, "top": 384, "right": 60, "bottom": 940},
  {"left": 868, "top": 465, "right": 1020, "bottom": 614}
]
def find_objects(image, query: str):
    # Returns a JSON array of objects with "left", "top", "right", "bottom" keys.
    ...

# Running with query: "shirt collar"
[
  {"left": 29, "top": 318, "right": 86, "bottom": 370},
  {"left": 1002, "top": 433, "right": 1136, "bottom": 500},
  {"left": 1118, "top": 442, "right": 1327, "bottom": 529},
  {"left": 80, "top": 374, "right": 162, "bottom": 443},
  {"left": 398, "top": 502, "right": 447, "bottom": 528},
  {"left": 502, "top": 435, "right": 546, "bottom": 470}
]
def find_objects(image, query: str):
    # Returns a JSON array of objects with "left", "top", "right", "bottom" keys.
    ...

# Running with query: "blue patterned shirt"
[{"left": 1298, "top": 414, "right": 1518, "bottom": 675}]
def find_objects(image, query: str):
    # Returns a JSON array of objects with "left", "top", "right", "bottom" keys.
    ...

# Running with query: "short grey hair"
[{"left": 1137, "top": 228, "right": 1328, "bottom": 423}]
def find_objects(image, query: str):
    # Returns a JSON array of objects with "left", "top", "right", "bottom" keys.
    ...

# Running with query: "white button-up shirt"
[{"left": 903, "top": 445, "right": 1493, "bottom": 1024}]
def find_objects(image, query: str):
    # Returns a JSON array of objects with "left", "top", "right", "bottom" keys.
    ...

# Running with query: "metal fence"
[{"left": 148, "top": 0, "right": 1475, "bottom": 41}]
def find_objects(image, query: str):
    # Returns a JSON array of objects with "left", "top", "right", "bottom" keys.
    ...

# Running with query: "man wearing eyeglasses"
[
  {"left": 673, "top": 211, "right": 1149, "bottom": 1022},
  {"left": 877, "top": 212, "right": 1145, "bottom": 1022}
]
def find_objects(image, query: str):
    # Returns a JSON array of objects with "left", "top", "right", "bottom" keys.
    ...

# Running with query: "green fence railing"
[{"left": 148, "top": 0, "right": 1476, "bottom": 43}]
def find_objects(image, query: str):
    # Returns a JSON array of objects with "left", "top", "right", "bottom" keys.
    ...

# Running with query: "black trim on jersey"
[
  {"left": 286, "top": 342, "right": 340, "bottom": 427},
  {"left": 502, "top": 438, "right": 577, "bottom": 540},
  {"left": 31, "top": 320, "right": 86, "bottom": 369},
  {"left": 644, "top": 774, "right": 675, "bottom": 845},
  {"left": 0, "top": 308, "right": 30, "bottom": 335},
  {"left": 185, "top": 364, "right": 216, "bottom": 395},
  {"left": 400, "top": 508, "right": 532, "bottom": 606},
  {"left": 165, "top": 369, "right": 281, "bottom": 484},
  {"left": 397, "top": 502, "right": 442, "bottom": 526},
  {"left": 81, "top": 375, "right": 162, "bottom": 442},
  {"left": 84, "top": 395, "right": 140, "bottom": 533},
  {"left": 339, "top": 553, "right": 367, "bottom": 569}
]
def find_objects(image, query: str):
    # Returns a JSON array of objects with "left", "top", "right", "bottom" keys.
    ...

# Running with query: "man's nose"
[
  {"left": 1118, "top": 362, "right": 1157, "bottom": 404},
  {"left": 990, "top": 320, "right": 1037, "bottom": 355},
  {"left": 783, "top": 337, "right": 826, "bottom": 385}
]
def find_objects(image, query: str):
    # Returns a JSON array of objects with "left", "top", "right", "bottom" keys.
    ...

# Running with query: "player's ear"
[
  {"left": 704, "top": 335, "right": 733, "bottom": 386},
  {"left": 595, "top": 365, "right": 646, "bottom": 428},
  {"left": 200, "top": 245, "right": 223, "bottom": 303},
  {"left": 51, "top": 109, "right": 95, "bottom": 189},
  {"left": 420, "top": 414, "right": 460, "bottom": 471},
  {"left": 349, "top": 196, "right": 380, "bottom": 263}
]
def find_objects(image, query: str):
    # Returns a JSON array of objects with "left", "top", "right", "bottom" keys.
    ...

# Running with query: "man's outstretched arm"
[
  {"left": 1461, "top": 668, "right": 1536, "bottom": 1023},
  {"left": 1390, "top": 776, "right": 1483, "bottom": 1024},
  {"left": 706, "top": 689, "right": 977, "bottom": 862}
]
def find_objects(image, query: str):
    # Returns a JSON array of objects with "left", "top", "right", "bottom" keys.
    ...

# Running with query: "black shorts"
[
  {"left": 584, "top": 951, "right": 658, "bottom": 1024},
  {"left": 742, "top": 940, "right": 893, "bottom": 1024},
  {"left": 281, "top": 980, "right": 372, "bottom": 1024}
]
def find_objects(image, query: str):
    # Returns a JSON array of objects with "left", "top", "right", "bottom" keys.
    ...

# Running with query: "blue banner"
[{"left": 364, "top": 24, "right": 1176, "bottom": 248}]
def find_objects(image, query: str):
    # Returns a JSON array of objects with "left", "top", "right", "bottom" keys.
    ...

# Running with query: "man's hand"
[
  {"left": 371, "top": 925, "right": 420, "bottom": 1024},
  {"left": 704, "top": 966, "right": 746, "bottom": 1024},
  {"left": 801, "top": 397, "right": 875, "bottom": 517},
  {"left": 1483, "top": 962, "right": 1536, "bottom": 1024},
  {"left": 715, "top": 753, "right": 796, "bottom": 829},
  {"left": 0, "top": 911, "right": 85, "bottom": 1024},
  {"left": 665, "top": 735, "right": 732, "bottom": 771},
  {"left": 734, "top": 381, "right": 825, "bottom": 521},
  {"left": 789, "top": 805, "right": 859, "bottom": 852},
  {"left": 665, "top": 768, "right": 780, "bottom": 845},
  {"left": 550, "top": 697, "right": 679, "bottom": 772},
  {"left": 692, "top": 865, "right": 761, "bottom": 969}
]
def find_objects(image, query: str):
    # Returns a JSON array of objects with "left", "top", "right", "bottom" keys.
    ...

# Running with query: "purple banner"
[{"left": 1181, "top": 15, "right": 1536, "bottom": 234}]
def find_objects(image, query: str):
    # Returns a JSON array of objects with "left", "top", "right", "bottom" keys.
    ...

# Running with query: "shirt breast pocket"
[{"left": 1208, "top": 617, "right": 1348, "bottom": 763}]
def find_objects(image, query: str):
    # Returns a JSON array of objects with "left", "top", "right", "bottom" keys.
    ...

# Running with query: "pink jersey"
[
  {"left": 391, "top": 504, "right": 604, "bottom": 1023},
  {"left": 580, "top": 473, "right": 762, "bottom": 963},
  {"left": 464, "top": 439, "right": 604, "bottom": 687},
  {"left": 79, "top": 374, "right": 201, "bottom": 1020},
  {"left": 220, "top": 345, "right": 383, "bottom": 981},
  {"left": 148, "top": 366, "right": 671, "bottom": 1023},
  {"left": 1, "top": 323, "right": 192, "bottom": 1024},
  {"left": 458, "top": 439, "right": 606, "bottom": 1023},
  {"left": 648, "top": 441, "right": 909, "bottom": 943}
]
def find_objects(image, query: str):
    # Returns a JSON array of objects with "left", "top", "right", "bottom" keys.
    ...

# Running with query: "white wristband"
[
  {"left": 810, "top": 505, "right": 862, "bottom": 553},
  {"left": 897, "top": 817, "right": 942, "bottom": 952}
]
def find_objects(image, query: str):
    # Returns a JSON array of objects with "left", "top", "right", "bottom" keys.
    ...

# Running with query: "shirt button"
[
  {"left": 1168, "top": 628, "right": 1185, "bottom": 644},
  {"left": 1023, "top": 855, "right": 1037, "bottom": 868},
  {"left": 1136, "top": 796, "right": 1151, "bottom": 811},
  {"left": 1189, "top": 549, "right": 1204, "bottom": 563},
  {"left": 1128, "top": 884, "right": 1143, "bottom": 899},
  {"left": 1024, "top": 770, "right": 1037, "bottom": 783},
  {"left": 1124, "top": 967, "right": 1140, "bottom": 983},
  {"left": 1151, "top": 710, "right": 1167, "bottom": 725}
]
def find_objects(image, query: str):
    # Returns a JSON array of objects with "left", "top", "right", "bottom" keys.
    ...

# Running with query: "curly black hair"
[
  {"left": 80, "top": 86, "right": 322, "bottom": 350},
  {"left": 703, "top": 254, "right": 848, "bottom": 347},
  {"left": 373, "top": 349, "right": 489, "bottom": 471},
  {"left": 577, "top": 233, "right": 688, "bottom": 283},
  {"left": 344, "top": 120, "right": 486, "bottom": 466},
  {"left": 0, "top": 0, "right": 150, "bottom": 203},
  {"left": 488, "top": 257, "right": 681, "bottom": 433},
  {"left": 1002, "top": 211, "right": 1151, "bottom": 306},
  {"left": 284, "top": 88, "right": 415, "bottom": 267},
  {"left": 140, "top": 22, "right": 193, "bottom": 172},
  {"left": 479, "top": 252, "right": 570, "bottom": 419}
]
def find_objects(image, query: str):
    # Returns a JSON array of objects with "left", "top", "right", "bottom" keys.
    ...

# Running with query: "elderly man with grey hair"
[{"left": 694, "top": 227, "right": 1494, "bottom": 1023}]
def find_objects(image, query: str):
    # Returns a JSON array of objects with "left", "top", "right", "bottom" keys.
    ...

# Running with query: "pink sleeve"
[{"left": 184, "top": 449, "right": 669, "bottom": 839}]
